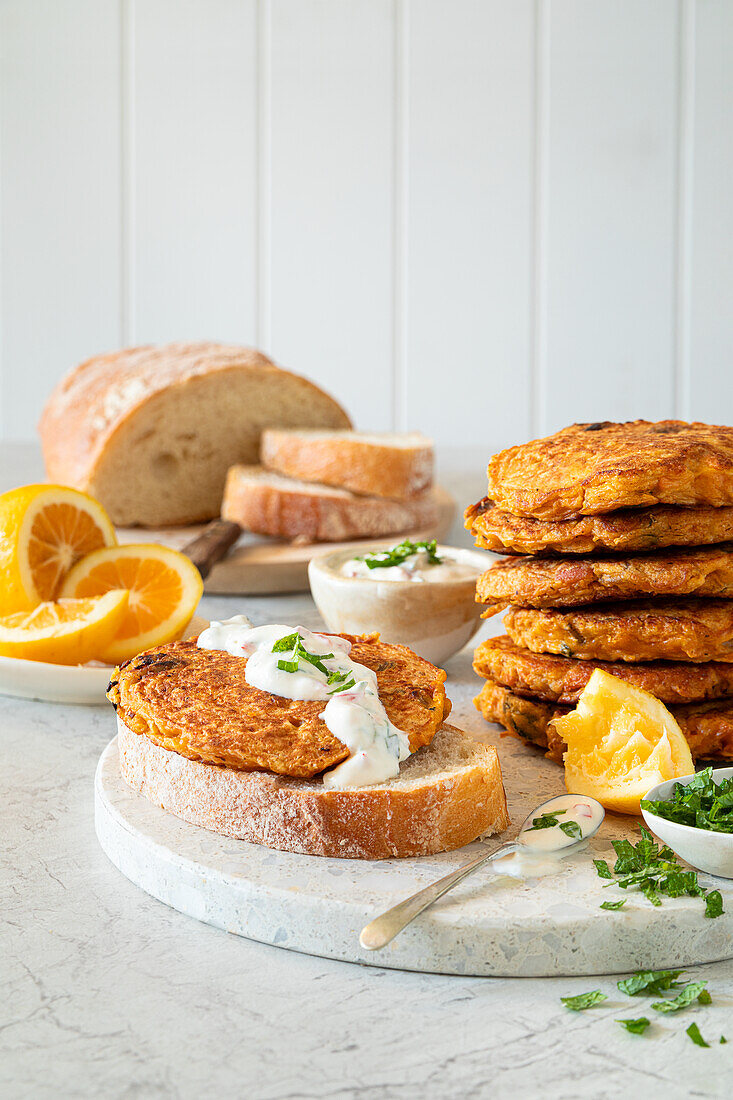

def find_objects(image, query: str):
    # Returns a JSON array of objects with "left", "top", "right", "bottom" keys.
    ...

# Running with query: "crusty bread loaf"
[
  {"left": 117, "top": 718, "right": 509, "bottom": 859},
  {"left": 222, "top": 466, "right": 440, "bottom": 542},
  {"left": 39, "top": 341, "right": 351, "bottom": 527},
  {"left": 261, "top": 429, "right": 434, "bottom": 500}
]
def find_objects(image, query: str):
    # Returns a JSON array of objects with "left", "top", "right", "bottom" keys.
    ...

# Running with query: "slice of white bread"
[
  {"left": 39, "top": 341, "right": 351, "bottom": 528},
  {"left": 117, "top": 718, "right": 509, "bottom": 859},
  {"left": 222, "top": 465, "right": 440, "bottom": 542},
  {"left": 261, "top": 429, "right": 434, "bottom": 500}
]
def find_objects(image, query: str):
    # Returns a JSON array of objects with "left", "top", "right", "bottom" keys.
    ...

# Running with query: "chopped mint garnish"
[
  {"left": 687, "top": 1022, "right": 710, "bottom": 1048},
  {"left": 272, "top": 632, "right": 334, "bottom": 677},
  {"left": 652, "top": 982, "right": 708, "bottom": 1014},
  {"left": 358, "top": 538, "right": 443, "bottom": 570},
  {"left": 698, "top": 990, "right": 712, "bottom": 1005},
  {"left": 277, "top": 657, "right": 300, "bottom": 673},
  {"left": 721, "top": 1035, "right": 728, "bottom": 1044},
  {"left": 616, "top": 1017, "right": 650, "bottom": 1035},
  {"left": 328, "top": 677, "right": 356, "bottom": 694},
  {"left": 559, "top": 820, "right": 583, "bottom": 840},
  {"left": 600, "top": 899, "right": 626, "bottom": 911},
  {"left": 527, "top": 810, "right": 566, "bottom": 831},
  {"left": 593, "top": 859, "right": 614, "bottom": 880},
  {"left": 271, "top": 632, "right": 300, "bottom": 653},
  {"left": 641, "top": 767, "right": 733, "bottom": 834},
  {"left": 560, "top": 990, "right": 607, "bottom": 1011},
  {"left": 705, "top": 890, "right": 724, "bottom": 919},
  {"left": 618, "top": 970, "right": 685, "bottom": 997}
]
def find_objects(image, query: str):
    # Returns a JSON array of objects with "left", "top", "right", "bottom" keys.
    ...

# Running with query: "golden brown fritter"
[
  {"left": 476, "top": 545, "right": 733, "bottom": 613},
  {"left": 504, "top": 599, "right": 733, "bottom": 664},
  {"left": 474, "top": 635, "right": 733, "bottom": 705},
  {"left": 465, "top": 498, "right": 733, "bottom": 556},
  {"left": 485, "top": 421, "right": 733, "bottom": 520},
  {"left": 474, "top": 677, "right": 733, "bottom": 764},
  {"left": 108, "top": 635, "right": 450, "bottom": 778}
]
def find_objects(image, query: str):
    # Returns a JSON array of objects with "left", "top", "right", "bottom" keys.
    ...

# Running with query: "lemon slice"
[
  {"left": 552, "top": 669, "right": 694, "bottom": 814},
  {"left": 0, "top": 591, "right": 129, "bottom": 665},
  {"left": 0, "top": 484, "right": 117, "bottom": 613},
  {"left": 59, "top": 544, "right": 203, "bottom": 663}
]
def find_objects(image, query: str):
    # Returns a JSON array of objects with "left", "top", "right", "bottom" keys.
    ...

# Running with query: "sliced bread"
[
  {"left": 118, "top": 718, "right": 509, "bottom": 859},
  {"left": 261, "top": 429, "right": 434, "bottom": 500},
  {"left": 39, "top": 341, "right": 351, "bottom": 527},
  {"left": 222, "top": 465, "right": 440, "bottom": 542}
]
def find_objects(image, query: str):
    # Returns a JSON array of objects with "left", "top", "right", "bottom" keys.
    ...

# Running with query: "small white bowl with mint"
[
  {"left": 641, "top": 766, "right": 733, "bottom": 878},
  {"left": 307, "top": 538, "right": 486, "bottom": 666}
]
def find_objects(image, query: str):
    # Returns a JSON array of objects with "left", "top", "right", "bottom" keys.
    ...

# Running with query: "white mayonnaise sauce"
[
  {"left": 340, "top": 545, "right": 480, "bottom": 583},
  {"left": 491, "top": 794, "right": 605, "bottom": 879},
  {"left": 196, "top": 616, "right": 411, "bottom": 789}
]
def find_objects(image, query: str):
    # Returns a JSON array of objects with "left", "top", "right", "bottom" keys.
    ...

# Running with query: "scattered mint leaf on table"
[
  {"left": 720, "top": 1036, "right": 728, "bottom": 1044},
  {"left": 560, "top": 990, "right": 608, "bottom": 1011},
  {"left": 593, "top": 859, "right": 614, "bottom": 880},
  {"left": 600, "top": 899, "right": 626, "bottom": 911},
  {"left": 616, "top": 1017, "right": 650, "bottom": 1035},
  {"left": 698, "top": 990, "right": 712, "bottom": 1005},
  {"left": 652, "top": 982, "right": 708, "bottom": 1013},
  {"left": 705, "top": 890, "right": 724, "bottom": 919},
  {"left": 618, "top": 970, "right": 685, "bottom": 997},
  {"left": 687, "top": 1022, "right": 710, "bottom": 1048}
]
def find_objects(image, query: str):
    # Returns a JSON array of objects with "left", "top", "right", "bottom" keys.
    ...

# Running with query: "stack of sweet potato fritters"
[{"left": 465, "top": 420, "right": 733, "bottom": 764}]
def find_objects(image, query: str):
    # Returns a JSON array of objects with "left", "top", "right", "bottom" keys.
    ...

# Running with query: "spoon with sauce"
[{"left": 359, "top": 793, "right": 605, "bottom": 951}]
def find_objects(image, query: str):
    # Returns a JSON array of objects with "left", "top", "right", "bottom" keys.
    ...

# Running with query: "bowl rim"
[
  {"left": 308, "top": 543, "right": 488, "bottom": 588},
  {"left": 641, "top": 765, "right": 733, "bottom": 842}
]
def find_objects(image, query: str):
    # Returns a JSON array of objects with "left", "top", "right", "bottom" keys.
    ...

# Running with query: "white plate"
[{"left": 0, "top": 615, "right": 209, "bottom": 707}]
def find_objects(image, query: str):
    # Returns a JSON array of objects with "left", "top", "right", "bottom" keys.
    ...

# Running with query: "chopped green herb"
[
  {"left": 559, "top": 820, "right": 583, "bottom": 840},
  {"left": 686, "top": 1022, "right": 710, "bottom": 1048},
  {"left": 698, "top": 990, "right": 712, "bottom": 1005},
  {"left": 271, "top": 632, "right": 300, "bottom": 653},
  {"left": 618, "top": 970, "right": 685, "bottom": 997},
  {"left": 600, "top": 899, "right": 626, "bottom": 911},
  {"left": 328, "top": 677, "right": 356, "bottom": 694},
  {"left": 705, "top": 890, "right": 724, "bottom": 919},
  {"left": 720, "top": 1036, "right": 728, "bottom": 1044},
  {"left": 593, "top": 858, "right": 614, "bottom": 880},
  {"left": 276, "top": 657, "right": 300, "bottom": 673},
  {"left": 560, "top": 990, "right": 608, "bottom": 1011},
  {"left": 652, "top": 982, "right": 708, "bottom": 1014},
  {"left": 641, "top": 766, "right": 733, "bottom": 835},
  {"left": 357, "top": 538, "right": 443, "bottom": 570},
  {"left": 527, "top": 810, "right": 566, "bottom": 831},
  {"left": 616, "top": 1017, "right": 650, "bottom": 1035}
]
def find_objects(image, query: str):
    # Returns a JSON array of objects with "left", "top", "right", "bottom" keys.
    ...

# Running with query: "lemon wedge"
[
  {"left": 0, "top": 591, "right": 129, "bottom": 665},
  {"left": 59, "top": 544, "right": 203, "bottom": 663},
  {"left": 552, "top": 669, "right": 694, "bottom": 814},
  {"left": 0, "top": 484, "right": 117, "bottom": 613}
]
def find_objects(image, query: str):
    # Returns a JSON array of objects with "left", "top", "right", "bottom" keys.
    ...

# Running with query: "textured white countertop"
[{"left": 3, "top": 444, "right": 733, "bottom": 1099}]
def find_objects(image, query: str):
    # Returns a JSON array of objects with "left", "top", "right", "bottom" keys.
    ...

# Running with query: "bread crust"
[
  {"left": 504, "top": 599, "right": 733, "bottom": 664},
  {"left": 117, "top": 720, "right": 509, "bottom": 859},
  {"left": 474, "top": 635, "right": 733, "bottom": 705},
  {"left": 261, "top": 430, "right": 434, "bottom": 500},
  {"left": 223, "top": 466, "right": 440, "bottom": 542},
  {"left": 108, "top": 635, "right": 450, "bottom": 778},
  {"left": 474, "top": 678, "right": 733, "bottom": 764},
  {"left": 486, "top": 420, "right": 733, "bottom": 520},
  {"left": 465, "top": 498, "right": 733, "bottom": 556},
  {"left": 476, "top": 545, "right": 733, "bottom": 612}
]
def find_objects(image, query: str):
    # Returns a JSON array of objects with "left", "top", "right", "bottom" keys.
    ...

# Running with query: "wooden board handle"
[{"left": 181, "top": 520, "right": 242, "bottom": 580}]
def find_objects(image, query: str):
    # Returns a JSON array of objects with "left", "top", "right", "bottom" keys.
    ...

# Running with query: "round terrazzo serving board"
[{"left": 95, "top": 734, "right": 733, "bottom": 978}]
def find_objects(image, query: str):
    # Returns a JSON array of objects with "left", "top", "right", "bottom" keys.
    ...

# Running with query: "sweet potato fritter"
[
  {"left": 504, "top": 599, "right": 733, "bottom": 664},
  {"left": 108, "top": 635, "right": 450, "bottom": 778},
  {"left": 476, "top": 545, "right": 733, "bottom": 613},
  {"left": 474, "top": 677, "right": 733, "bottom": 764},
  {"left": 485, "top": 421, "right": 733, "bottom": 520},
  {"left": 464, "top": 498, "right": 733, "bottom": 556},
  {"left": 474, "top": 636, "right": 733, "bottom": 705}
]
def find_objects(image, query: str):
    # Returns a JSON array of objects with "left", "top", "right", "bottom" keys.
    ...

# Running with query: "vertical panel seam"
[
  {"left": 120, "top": 0, "right": 135, "bottom": 344},
  {"left": 674, "top": 0, "right": 696, "bottom": 419},
  {"left": 530, "top": 0, "right": 550, "bottom": 438},
  {"left": 256, "top": 0, "right": 272, "bottom": 352},
  {"left": 392, "top": 0, "right": 409, "bottom": 432}
]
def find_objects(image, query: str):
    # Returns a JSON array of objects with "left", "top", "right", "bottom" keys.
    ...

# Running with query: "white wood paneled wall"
[{"left": 1, "top": 0, "right": 732, "bottom": 448}]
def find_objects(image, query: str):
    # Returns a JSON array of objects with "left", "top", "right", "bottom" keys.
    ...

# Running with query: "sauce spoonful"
[{"left": 359, "top": 793, "right": 605, "bottom": 951}]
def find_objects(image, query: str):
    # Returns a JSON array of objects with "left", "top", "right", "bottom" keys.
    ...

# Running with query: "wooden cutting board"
[{"left": 116, "top": 485, "right": 456, "bottom": 595}]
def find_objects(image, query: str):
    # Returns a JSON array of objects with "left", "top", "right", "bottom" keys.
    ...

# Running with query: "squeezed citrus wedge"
[
  {"left": 0, "top": 590, "right": 129, "bottom": 665},
  {"left": 553, "top": 669, "right": 694, "bottom": 815},
  {"left": 0, "top": 484, "right": 117, "bottom": 613},
  {"left": 59, "top": 544, "right": 203, "bottom": 663}
]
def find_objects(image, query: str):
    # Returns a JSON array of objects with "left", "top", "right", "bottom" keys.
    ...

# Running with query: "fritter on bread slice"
[
  {"left": 475, "top": 677, "right": 733, "bottom": 764},
  {"left": 486, "top": 420, "right": 733, "bottom": 520},
  {"left": 465, "top": 498, "right": 733, "bottom": 556},
  {"left": 504, "top": 599, "right": 733, "bottom": 664},
  {"left": 108, "top": 635, "right": 450, "bottom": 778},
  {"left": 477, "top": 545, "right": 733, "bottom": 613},
  {"left": 474, "top": 635, "right": 733, "bottom": 705}
]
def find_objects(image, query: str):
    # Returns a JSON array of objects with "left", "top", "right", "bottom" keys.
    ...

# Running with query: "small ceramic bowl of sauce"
[
  {"left": 307, "top": 540, "right": 487, "bottom": 665},
  {"left": 641, "top": 766, "right": 733, "bottom": 878}
]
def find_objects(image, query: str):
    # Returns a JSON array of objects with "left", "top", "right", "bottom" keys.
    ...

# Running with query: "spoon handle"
[{"left": 359, "top": 841, "right": 518, "bottom": 951}]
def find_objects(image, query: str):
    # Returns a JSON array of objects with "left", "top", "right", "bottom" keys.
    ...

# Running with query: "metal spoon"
[{"left": 359, "top": 795, "right": 605, "bottom": 951}]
